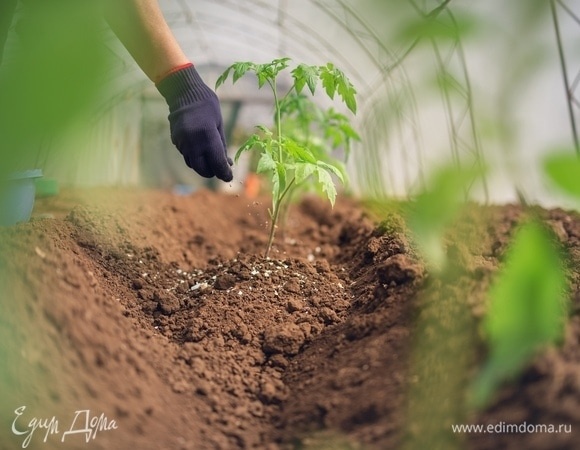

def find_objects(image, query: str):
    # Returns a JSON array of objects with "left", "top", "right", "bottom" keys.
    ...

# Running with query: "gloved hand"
[{"left": 156, "top": 64, "right": 233, "bottom": 182}]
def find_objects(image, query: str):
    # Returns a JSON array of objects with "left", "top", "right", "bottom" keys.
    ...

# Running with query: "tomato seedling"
[{"left": 216, "top": 58, "right": 358, "bottom": 258}]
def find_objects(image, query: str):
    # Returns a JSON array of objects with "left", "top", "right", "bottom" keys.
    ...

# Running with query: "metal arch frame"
[
  {"left": 165, "top": 0, "right": 370, "bottom": 90},
  {"left": 405, "top": 0, "right": 489, "bottom": 199},
  {"left": 311, "top": 0, "right": 428, "bottom": 196},
  {"left": 551, "top": 0, "right": 580, "bottom": 156},
  {"left": 173, "top": 0, "right": 216, "bottom": 61},
  {"left": 311, "top": 0, "right": 416, "bottom": 101},
  {"left": 311, "top": 0, "right": 489, "bottom": 199},
  {"left": 97, "top": 1, "right": 380, "bottom": 123},
  {"left": 163, "top": 0, "right": 408, "bottom": 195},
  {"left": 162, "top": 1, "right": 488, "bottom": 198},
  {"left": 428, "top": 13, "right": 489, "bottom": 200}
]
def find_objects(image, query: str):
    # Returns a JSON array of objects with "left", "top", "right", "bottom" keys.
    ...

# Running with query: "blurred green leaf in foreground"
[
  {"left": 0, "top": 2, "right": 107, "bottom": 175},
  {"left": 544, "top": 152, "right": 580, "bottom": 200},
  {"left": 406, "top": 164, "right": 484, "bottom": 272},
  {"left": 470, "top": 220, "right": 569, "bottom": 409}
]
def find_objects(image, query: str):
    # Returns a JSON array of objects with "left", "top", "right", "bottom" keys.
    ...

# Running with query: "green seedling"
[
  {"left": 470, "top": 220, "right": 569, "bottom": 409},
  {"left": 279, "top": 92, "right": 359, "bottom": 163},
  {"left": 216, "top": 58, "right": 358, "bottom": 258},
  {"left": 276, "top": 92, "right": 359, "bottom": 227}
]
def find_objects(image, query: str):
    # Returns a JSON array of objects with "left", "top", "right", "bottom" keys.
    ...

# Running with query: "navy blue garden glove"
[{"left": 156, "top": 64, "right": 233, "bottom": 182}]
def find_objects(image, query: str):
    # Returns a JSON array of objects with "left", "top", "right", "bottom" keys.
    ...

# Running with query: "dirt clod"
[{"left": 263, "top": 324, "right": 306, "bottom": 356}]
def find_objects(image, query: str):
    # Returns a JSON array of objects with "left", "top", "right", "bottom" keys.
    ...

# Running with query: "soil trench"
[{"left": 0, "top": 188, "right": 579, "bottom": 450}]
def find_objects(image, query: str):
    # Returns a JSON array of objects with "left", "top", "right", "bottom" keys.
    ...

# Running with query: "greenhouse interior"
[{"left": 0, "top": 1, "right": 580, "bottom": 449}]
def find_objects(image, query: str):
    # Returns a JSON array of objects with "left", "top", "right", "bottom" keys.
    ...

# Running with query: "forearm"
[{"left": 103, "top": 0, "right": 189, "bottom": 82}]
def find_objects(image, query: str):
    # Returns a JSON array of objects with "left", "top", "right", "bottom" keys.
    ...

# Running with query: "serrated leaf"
[
  {"left": 234, "top": 134, "right": 261, "bottom": 162},
  {"left": 271, "top": 57, "right": 291, "bottom": 75},
  {"left": 215, "top": 66, "right": 233, "bottom": 89},
  {"left": 319, "top": 65, "right": 357, "bottom": 114},
  {"left": 544, "top": 152, "right": 580, "bottom": 199},
  {"left": 316, "top": 167, "right": 337, "bottom": 206},
  {"left": 335, "top": 70, "right": 357, "bottom": 114},
  {"left": 284, "top": 138, "right": 317, "bottom": 164},
  {"left": 256, "top": 68, "right": 269, "bottom": 88},
  {"left": 294, "top": 162, "right": 316, "bottom": 184},
  {"left": 317, "top": 160, "right": 345, "bottom": 184},
  {"left": 291, "top": 64, "right": 319, "bottom": 95},
  {"left": 233, "top": 62, "right": 253, "bottom": 83},
  {"left": 252, "top": 58, "right": 291, "bottom": 89},
  {"left": 256, "top": 152, "right": 276, "bottom": 173},
  {"left": 320, "top": 65, "right": 337, "bottom": 100}
]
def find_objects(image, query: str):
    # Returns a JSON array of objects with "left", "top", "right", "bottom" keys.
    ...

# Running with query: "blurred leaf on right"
[
  {"left": 470, "top": 220, "right": 570, "bottom": 409},
  {"left": 543, "top": 151, "right": 580, "bottom": 199}
]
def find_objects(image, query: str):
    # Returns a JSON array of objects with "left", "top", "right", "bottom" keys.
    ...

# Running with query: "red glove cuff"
[
  {"left": 156, "top": 64, "right": 215, "bottom": 113},
  {"left": 154, "top": 62, "right": 194, "bottom": 84}
]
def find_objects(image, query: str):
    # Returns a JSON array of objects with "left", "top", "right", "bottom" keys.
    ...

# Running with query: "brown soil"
[{"left": 0, "top": 188, "right": 579, "bottom": 450}]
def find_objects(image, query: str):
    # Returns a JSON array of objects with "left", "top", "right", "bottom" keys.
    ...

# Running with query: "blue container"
[{"left": 0, "top": 169, "right": 43, "bottom": 226}]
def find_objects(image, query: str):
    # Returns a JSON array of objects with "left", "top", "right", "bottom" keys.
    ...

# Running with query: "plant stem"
[
  {"left": 264, "top": 209, "right": 279, "bottom": 259},
  {"left": 265, "top": 177, "right": 296, "bottom": 258},
  {"left": 269, "top": 79, "right": 284, "bottom": 162},
  {"left": 264, "top": 77, "right": 289, "bottom": 258},
  {"left": 279, "top": 184, "right": 297, "bottom": 238}
]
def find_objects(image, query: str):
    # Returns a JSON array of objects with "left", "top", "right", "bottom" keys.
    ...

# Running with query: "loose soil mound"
[{"left": 0, "top": 188, "right": 578, "bottom": 450}]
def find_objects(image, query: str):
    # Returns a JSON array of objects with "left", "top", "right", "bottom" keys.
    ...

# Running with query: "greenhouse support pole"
[{"left": 550, "top": 0, "right": 580, "bottom": 157}]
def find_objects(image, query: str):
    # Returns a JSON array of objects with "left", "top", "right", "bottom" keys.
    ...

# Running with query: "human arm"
[{"left": 103, "top": 0, "right": 233, "bottom": 181}]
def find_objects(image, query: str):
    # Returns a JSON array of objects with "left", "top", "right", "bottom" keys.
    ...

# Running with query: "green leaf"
[
  {"left": 234, "top": 134, "right": 262, "bottom": 162},
  {"left": 291, "top": 64, "right": 319, "bottom": 95},
  {"left": 470, "top": 221, "right": 569, "bottom": 408},
  {"left": 317, "top": 161, "right": 345, "bottom": 184},
  {"left": 319, "top": 64, "right": 337, "bottom": 99},
  {"left": 335, "top": 70, "right": 357, "bottom": 114},
  {"left": 319, "top": 64, "right": 357, "bottom": 114},
  {"left": 256, "top": 152, "right": 276, "bottom": 174},
  {"left": 215, "top": 66, "right": 233, "bottom": 89},
  {"left": 271, "top": 57, "right": 292, "bottom": 74},
  {"left": 255, "top": 124, "right": 273, "bottom": 137},
  {"left": 253, "top": 58, "right": 292, "bottom": 89},
  {"left": 339, "top": 122, "right": 360, "bottom": 141},
  {"left": 218, "top": 58, "right": 357, "bottom": 257},
  {"left": 544, "top": 152, "right": 580, "bottom": 199},
  {"left": 284, "top": 138, "right": 317, "bottom": 164},
  {"left": 316, "top": 166, "right": 338, "bottom": 206},
  {"left": 216, "top": 61, "right": 259, "bottom": 87},
  {"left": 407, "top": 164, "right": 485, "bottom": 271},
  {"left": 294, "top": 162, "right": 316, "bottom": 184},
  {"left": 233, "top": 62, "right": 254, "bottom": 83},
  {"left": 326, "top": 127, "right": 345, "bottom": 149},
  {"left": 255, "top": 65, "right": 269, "bottom": 88},
  {"left": 272, "top": 162, "right": 287, "bottom": 201},
  {"left": 394, "top": 11, "right": 478, "bottom": 44}
]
